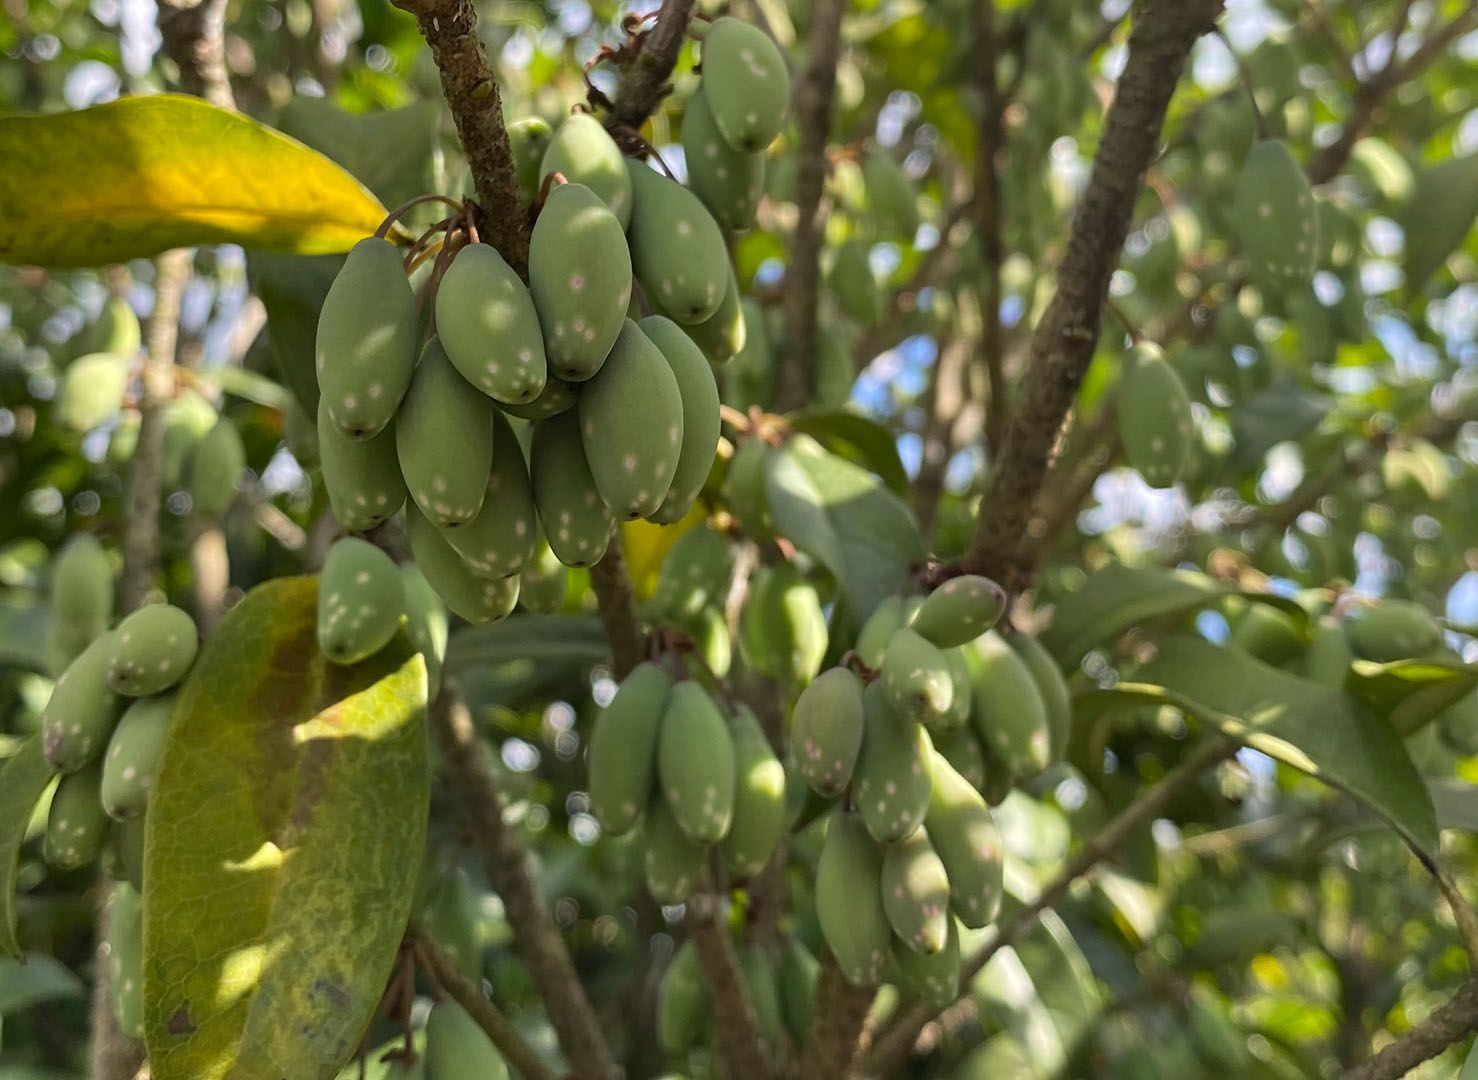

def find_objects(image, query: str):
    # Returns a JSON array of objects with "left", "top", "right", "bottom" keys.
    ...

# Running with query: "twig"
[
  {"left": 408, "top": 925, "right": 561, "bottom": 1080},
  {"left": 1344, "top": 979, "right": 1478, "bottom": 1080},
  {"left": 960, "top": 0, "right": 1225, "bottom": 590},
  {"left": 799, "top": 955, "right": 875, "bottom": 1080},
  {"left": 588, "top": 535, "right": 646, "bottom": 680},
  {"left": 429, "top": 689, "right": 617, "bottom": 1078},
  {"left": 688, "top": 889, "right": 776, "bottom": 1079},
  {"left": 774, "top": 0, "right": 846, "bottom": 412},
  {"left": 604, "top": 0, "right": 698, "bottom": 133},
  {"left": 970, "top": 0, "right": 1008, "bottom": 454}
]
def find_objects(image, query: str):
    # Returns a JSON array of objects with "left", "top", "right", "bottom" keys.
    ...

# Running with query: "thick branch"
[
  {"left": 799, "top": 956, "right": 875, "bottom": 1080},
  {"left": 970, "top": 0, "right": 1007, "bottom": 453},
  {"left": 588, "top": 534, "right": 646, "bottom": 680},
  {"left": 960, "top": 0, "right": 1223, "bottom": 587},
  {"left": 409, "top": 925, "right": 561, "bottom": 1080},
  {"left": 1344, "top": 979, "right": 1478, "bottom": 1080},
  {"left": 688, "top": 891, "right": 776, "bottom": 1079},
  {"left": 430, "top": 689, "right": 616, "bottom": 1078},
  {"left": 605, "top": 0, "right": 698, "bottom": 133},
  {"left": 156, "top": 0, "right": 235, "bottom": 108},
  {"left": 774, "top": 0, "right": 845, "bottom": 413}
]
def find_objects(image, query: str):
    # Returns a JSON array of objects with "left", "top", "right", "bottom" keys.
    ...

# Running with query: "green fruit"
[
  {"left": 404, "top": 504, "right": 519, "bottom": 624},
  {"left": 659, "top": 681, "right": 736, "bottom": 843},
  {"left": 1401, "top": 153, "right": 1478, "bottom": 287},
  {"left": 518, "top": 542, "right": 568, "bottom": 613},
  {"left": 317, "top": 538, "right": 404, "bottom": 665},
  {"left": 316, "top": 237, "right": 419, "bottom": 438},
  {"left": 1344, "top": 600, "right": 1444, "bottom": 661},
  {"left": 778, "top": 939, "right": 820, "bottom": 1046},
  {"left": 1117, "top": 342, "right": 1193, "bottom": 488},
  {"left": 880, "top": 627, "right": 953, "bottom": 724},
  {"left": 44, "top": 762, "right": 109, "bottom": 869},
  {"left": 653, "top": 527, "right": 733, "bottom": 628},
  {"left": 863, "top": 150, "right": 920, "bottom": 238},
  {"left": 891, "top": 916, "right": 960, "bottom": 1009},
  {"left": 1438, "top": 690, "right": 1478, "bottom": 757},
  {"left": 789, "top": 667, "right": 865, "bottom": 796},
  {"left": 645, "top": 797, "right": 709, "bottom": 903},
  {"left": 109, "top": 816, "right": 145, "bottom": 893},
  {"left": 43, "top": 631, "right": 123, "bottom": 772},
  {"left": 529, "top": 183, "right": 632, "bottom": 381},
  {"left": 423, "top": 868, "right": 482, "bottom": 981},
  {"left": 188, "top": 418, "right": 246, "bottom": 518},
  {"left": 435, "top": 243, "right": 547, "bottom": 405},
  {"left": 640, "top": 315, "right": 722, "bottom": 524},
  {"left": 925, "top": 750, "right": 1004, "bottom": 928},
  {"left": 966, "top": 630, "right": 1052, "bottom": 778},
  {"left": 1229, "top": 603, "right": 1304, "bottom": 667},
  {"left": 723, "top": 704, "right": 787, "bottom": 878},
  {"left": 724, "top": 436, "right": 771, "bottom": 534},
  {"left": 577, "top": 319, "right": 685, "bottom": 519},
  {"left": 740, "top": 944, "right": 784, "bottom": 1050},
  {"left": 657, "top": 939, "right": 709, "bottom": 1055},
  {"left": 1302, "top": 619, "right": 1352, "bottom": 690},
  {"left": 1008, "top": 633, "right": 1071, "bottom": 766},
  {"left": 690, "top": 605, "right": 734, "bottom": 679},
  {"left": 670, "top": 261, "right": 746, "bottom": 362},
  {"left": 682, "top": 88, "right": 765, "bottom": 230},
  {"left": 79, "top": 296, "right": 142, "bottom": 362},
  {"left": 831, "top": 238, "right": 882, "bottom": 326},
  {"left": 881, "top": 827, "right": 950, "bottom": 955},
  {"left": 51, "top": 534, "right": 113, "bottom": 638},
  {"left": 318, "top": 399, "right": 407, "bottom": 531},
  {"left": 423, "top": 999, "right": 510, "bottom": 1080},
  {"left": 740, "top": 563, "right": 828, "bottom": 687},
  {"left": 1232, "top": 140, "right": 1319, "bottom": 293},
  {"left": 855, "top": 595, "right": 917, "bottom": 669},
  {"left": 508, "top": 116, "right": 554, "bottom": 201},
  {"left": 626, "top": 160, "right": 729, "bottom": 324},
  {"left": 401, "top": 563, "right": 448, "bottom": 693},
  {"left": 811, "top": 324, "right": 854, "bottom": 408},
  {"left": 108, "top": 882, "right": 145, "bottom": 1038},
  {"left": 107, "top": 410, "right": 141, "bottom": 469},
  {"left": 498, "top": 376, "right": 578, "bottom": 421},
  {"left": 539, "top": 113, "right": 633, "bottom": 227},
  {"left": 440, "top": 410, "right": 539, "bottom": 578},
  {"left": 100, "top": 693, "right": 173, "bottom": 820},
  {"left": 699, "top": 17, "right": 791, "bottom": 152},
  {"left": 589, "top": 662, "right": 672, "bottom": 836},
  {"left": 932, "top": 725, "right": 986, "bottom": 792},
  {"left": 161, "top": 390, "right": 218, "bottom": 490},
  {"left": 934, "top": 647, "right": 973, "bottom": 732},
  {"left": 909, "top": 575, "right": 1007, "bottom": 650},
  {"left": 725, "top": 298, "right": 774, "bottom": 410},
  {"left": 108, "top": 604, "right": 197, "bottom": 696},
  {"left": 57, "top": 353, "right": 129, "bottom": 432},
  {"left": 854, "top": 682, "right": 934, "bottom": 843},
  {"left": 815, "top": 811, "right": 890, "bottom": 986},
  {"left": 531, "top": 411, "right": 615, "bottom": 568},
  {"left": 397, "top": 338, "right": 495, "bottom": 527}
]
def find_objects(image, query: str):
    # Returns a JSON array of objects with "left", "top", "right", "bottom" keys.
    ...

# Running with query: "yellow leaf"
[
  {"left": 0, "top": 95, "right": 393, "bottom": 268},
  {"left": 621, "top": 505, "right": 707, "bottom": 601}
]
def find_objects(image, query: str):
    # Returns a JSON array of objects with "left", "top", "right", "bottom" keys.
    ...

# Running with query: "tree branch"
[
  {"left": 688, "top": 889, "right": 776, "bottom": 1079},
  {"left": 960, "top": 0, "right": 1224, "bottom": 588},
  {"left": 605, "top": 0, "right": 698, "bottom": 134},
  {"left": 1344, "top": 979, "right": 1478, "bottom": 1080},
  {"left": 430, "top": 688, "right": 616, "bottom": 1078},
  {"left": 799, "top": 955, "right": 875, "bottom": 1080},
  {"left": 774, "top": 0, "right": 846, "bottom": 413},
  {"left": 156, "top": 0, "right": 235, "bottom": 109},
  {"left": 969, "top": 0, "right": 1008, "bottom": 453},
  {"left": 588, "top": 533, "right": 646, "bottom": 680},
  {"left": 408, "top": 924, "right": 561, "bottom": 1080}
]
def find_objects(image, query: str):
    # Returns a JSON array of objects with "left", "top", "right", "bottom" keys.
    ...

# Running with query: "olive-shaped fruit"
[
  {"left": 668, "top": 261, "right": 747, "bottom": 362},
  {"left": 1344, "top": 600, "right": 1445, "bottom": 662},
  {"left": 881, "top": 827, "right": 951, "bottom": 955},
  {"left": 435, "top": 243, "right": 547, "bottom": 405},
  {"left": 424, "top": 999, "right": 510, "bottom": 1080},
  {"left": 658, "top": 681, "right": 736, "bottom": 843},
  {"left": 854, "top": 681, "right": 934, "bottom": 843},
  {"left": 588, "top": 662, "right": 672, "bottom": 836},
  {"left": 723, "top": 704, "right": 787, "bottom": 879},
  {"left": 966, "top": 630, "right": 1052, "bottom": 778},
  {"left": 657, "top": 939, "right": 710, "bottom": 1055},
  {"left": 404, "top": 505, "right": 520, "bottom": 625},
  {"left": 397, "top": 338, "right": 495, "bottom": 527},
  {"left": 401, "top": 563, "right": 449, "bottom": 694},
  {"left": 880, "top": 627, "right": 954, "bottom": 724},
  {"left": 108, "top": 604, "right": 197, "bottom": 696},
  {"left": 43, "top": 631, "right": 124, "bottom": 773},
  {"left": 815, "top": 811, "right": 890, "bottom": 986},
  {"left": 539, "top": 112, "right": 633, "bottom": 227},
  {"left": 645, "top": 796, "right": 710, "bottom": 904},
  {"left": 530, "top": 411, "right": 615, "bottom": 568},
  {"left": 626, "top": 160, "right": 730, "bottom": 325},
  {"left": 1232, "top": 140, "right": 1319, "bottom": 293},
  {"left": 789, "top": 667, "right": 866, "bottom": 797},
  {"left": 682, "top": 88, "right": 765, "bottom": 230},
  {"left": 925, "top": 750, "right": 1004, "bottom": 928},
  {"left": 699, "top": 17, "right": 791, "bottom": 152},
  {"left": 508, "top": 116, "right": 554, "bottom": 201},
  {"left": 909, "top": 574, "right": 1007, "bottom": 650},
  {"left": 187, "top": 418, "right": 246, "bottom": 518},
  {"left": 639, "top": 315, "right": 722, "bottom": 525},
  {"left": 108, "top": 882, "right": 145, "bottom": 1038},
  {"left": 51, "top": 534, "right": 113, "bottom": 640},
  {"left": 100, "top": 692, "right": 174, "bottom": 820},
  {"left": 317, "top": 537, "right": 404, "bottom": 664},
  {"left": 1117, "top": 342, "right": 1193, "bottom": 489},
  {"left": 891, "top": 916, "right": 961, "bottom": 1009},
  {"left": 440, "top": 410, "right": 540, "bottom": 579},
  {"left": 317, "top": 398, "right": 407, "bottom": 531},
  {"left": 44, "top": 762, "right": 110, "bottom": 869}
]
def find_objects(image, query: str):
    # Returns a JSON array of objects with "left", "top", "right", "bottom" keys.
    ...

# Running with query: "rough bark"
[{"left": 605, "top": 0, "right": 698, "bottom": 134}]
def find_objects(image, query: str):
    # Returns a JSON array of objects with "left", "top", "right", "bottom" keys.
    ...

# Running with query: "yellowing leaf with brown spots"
[
  {"left": 0, "top": 96, "right": 393, "bottom": 268},
  {"left": 142, "top": 577, "right": 427, "bottom": 1079}
]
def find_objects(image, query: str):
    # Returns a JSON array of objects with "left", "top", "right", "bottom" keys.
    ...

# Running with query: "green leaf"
[
  {"left": 1345, "top": 658, "right": 1478, "bottom": 736},
  {"left": 763, "top": 434, "right": 924, "bottom": 616},
  {"left": 247, "top": 251, "right": 343, "bottom": 413},
  {"left": 0, "top": 738, "right": 55, "bottom": 960},
  {"left": 1227, "top": 389, "right": 1330, "bottom": 473},
  {"left": 0, "top": 953, "right": 85, "bottom": 1014},
  {"left": 143, "top": 577, "right": 428, "bottom": 1079},
  {"left": 1078, "top": 636, "right": 1439, "bottom": 856},
  {"left": 788, "top": 409, "right": 910, "bottom": 496},
  {"left": 0, "top": 96, "right": 393, "bottom": 268},
  {"left": 1428, "top": 779, "right": 1478, "bottom": 834}
]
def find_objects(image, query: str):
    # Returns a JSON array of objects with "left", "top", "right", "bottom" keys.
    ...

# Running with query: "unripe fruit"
[
  {"left": 539, "top": 113, "right": 633, "bottom": 227},
  {"left": 56, "top": 353, "right": 129, "bottom": 432},
  {"left": 855, "top": 595, "right": 917, "bottom": 669},
  {"left": 1117, "top": 342, "right": 1193, "bottom": 488},
  {"left": 934, "top": 647, "right": 973, "bottom": 732},
  {"left": 778, "top": 939, "right": 820, "bottom": 1047},
  {"left": 645, "top": 797, "right": 709, "bottom": 903},
  {"left": 1232, "top": 140, "right": 1319, "bottom": 293},
  {"left": 626, "top": 160, "right": 730, "bottom": 324},
  {"left": 815, "top": 811, "right": 890, "bottom": 986},
  {"left": 529, "top": 183, "right": 632, "bottom": 381},
  {"left": 740, "top": 944, "right": 785, "bottom": 1051},
  {"left": 880, "top": 627, "right": 954, "bottom": 725},
  {"left": 79, "top": 296, "right": 142, "bottom": 362},
  {"left": 440, "top": 410, "right": 539, "bottom": 579},
  {"left": 101, "top": 693, "right": 174, "bottom": 820},
  {"left": 723, "top": 705, "right": 787, "bottom": 878},
  {"left": 891, "top": 916, "right": 960, "bottom": 1009},
  {"left": 658, "top": 681, "right": 736, "bottom": 843},
  {"left": 531, "top": 411, "right": 615, "bottom": 568},
  {"left": 862, "top": 150, "right": 920, "bottom": 238},
  {"left": 925, "top": 750, "right": 1004, "bottom": 928},
  {"left": 404, "top": 505, "right": 520, "bottom": 625},
  {"left": 1008, "top": 632, "right": 1072, "bottom": 766},
  {"left": 188, "top": 418, "right": 246, "bottom": 518},
  {"left": 910, "top": 575, "right": 1007, "bottom": 650},
  {"left": 435, "top": 243, "right": 547, "bottom": 405},
  {"left": 1344, "top": 600, "right": 1444, "bottom": 662},
  {"left": 789, "top": 667, "right": 865, "bottom": 796},
  {"left": 639, "top": 315, "right": 722, "bottom": 525},
  {"left": 657, "top": 940, "right": 709, "bottom": 1055},
  {"left": 161, "top": 390, "right": 218, "bottom": 490},
  {"left": 1230, "top": 602, "right": 1305, "bottom": 666},
  {"left": 518, "top": 542, "right": 568, "bottom": 613},
  {"left": 51, "top": 534, "right": 113, "bottom": 638},
  {"left": 499, "top": 376, "right": 578, "bottom": 421},
  {"left": 1302, "top": 619, "right": 1352, "bottom": 690},
  {"left": 108, "top": 604, "right": 197, "bottom": 696},
  {"left": 881, "top": 827, "right": 951, "bottom": 955},
  {"left": 401, "top": 563, "right": 448, "bottom": 694},
  {"left": 109, "top": 883, "right": 145, "bottom": 1038},
  {"left": 44, "top": 762, "right": 109, "bottom": 869},
  {"left": 741, "top": 563, "right": 828, "bottom": 687},
  {"left": 830, "top": 238, "right": 882, "bottom": 326},
  {"left": 699, "top": 17, "right": 791, "bottom": 152},
  {"left": 578, "top": 319, "right": 685, "bottom": 519},
  {"left": 854, "top": 682, "right": 933, "bottom": 842},
  {"left": 724, "top": 436, "right": 771, "bottom": 534},
  {"left": 316, "top": 237, "right": 418, "bottom": 438},
  {"left": 110, "top": 816, "right": 145, "bottom": 893},
  {"left": 652, "top": 526, "right": 733, "bottom": 629},
  {"left": 508, "top": 117, "right": 554, "bottom": 201},
  {"left": 43, "top": 631, "right": 124, "bottom": 772},
  {"left": 588, "top": 662, "right": 672, "bottom": 836},
  {"left": 931, "top": 725, "right": 986, "bottom": 792},
  {"left": 422, "top": 868, "right": 482, "bottom": 981},
  {"left": 424, "top": 999, "right": 510, "bottom": 1080},
  {"left": 317, "top": 399, "right": 406, "bottom": 531},
  {"left": 1439, "top": 690, "right": 1478, "bottom": 757},
  {"left": 673, "top": 261, "right": 746, "bottom": 362},
  {"left": 682, "top": 88, "right": 764, "bottom": 230},
  {"left": 397, "top": 338, "right": 495, "bottom": 527},
  {"left": 317, "top": 538, "right": 404, "bottom": 665},
  {"left": 966, "top": 630, "right": 1052, "bottom": 778},
  {"left": 689, "top": 604, "right": 734, "bottom": 679}
]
